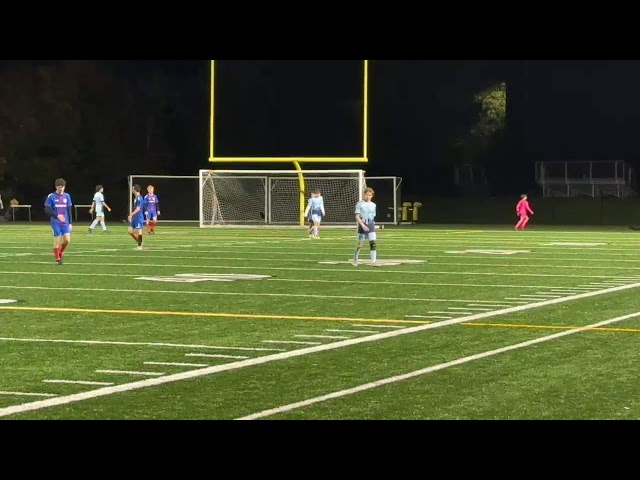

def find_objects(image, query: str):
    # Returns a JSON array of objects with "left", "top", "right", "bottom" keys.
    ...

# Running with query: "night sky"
[{"left": 2, "top": 59, "right": 640, "bottom": 201}]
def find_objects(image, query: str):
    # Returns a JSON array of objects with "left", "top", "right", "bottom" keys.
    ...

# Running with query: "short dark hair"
[
  {"left": 133, "top": 184, "right": 141, "bottom": 193},
  {"left": 520, "top": 194, "right": 527, "bottom": 199},
  {"left": 312, "top": 188, "right": 320, "bottom": 194},
  {"left": 95, "top": 185, "right": 103, "bottom": 192},
  {"left": 54, "top": 178, "right": 66, "bottom": 187}
]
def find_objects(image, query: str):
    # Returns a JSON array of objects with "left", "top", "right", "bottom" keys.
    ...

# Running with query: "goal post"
[
  {"left": 199, "top": 169, "right": 367, "bottom": 227},
  {"left": 126, "top": 172, "right": 402, "bottom": 226}
]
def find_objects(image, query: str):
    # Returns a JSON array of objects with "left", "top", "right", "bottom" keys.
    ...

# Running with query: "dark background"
[{"left": 1, "top": 60, "right": 638, "bottom": 220}]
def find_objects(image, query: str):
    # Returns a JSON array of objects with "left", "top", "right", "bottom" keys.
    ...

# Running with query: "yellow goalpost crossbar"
[{"left": 207, "top": 60, "right": 369, "bottom": 226}]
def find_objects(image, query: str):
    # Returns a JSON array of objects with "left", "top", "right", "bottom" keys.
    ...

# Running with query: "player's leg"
[
  {"left": 128, "top": 225, "right": 139, "bottom": 244},
  {"left": 149, "top": 214, "right": 157, "bottom": 234},
  {"left": 59, "top": 230, "right": 71, "bottom": 262},
  {"left": 353, "top": 233, "right": 365, "bottom": 264},
  {"left": 368, "top": 231, "right": 378, "bottom": 265},
  {"left": 135, "top": 228, "right": 144, "bottom": 249},
  {"left": 97, "top": 213, "right": 107, "bottom": 232},
  {"left": 89, "top": 213, "right": 99, "bottom": 232},
  {"left": 521, "top": 215, "right": 530, "bottom": 229},
  {"left": 52, "top": 228, "right": 62, "bottom": 262},
  {"left": 312, "top": 215, "right": 321, "bottom": 238},
  {"left": 307, "top": 217, "right": 314, "bottom": 237},
  {"left": 515, "top": 215, "right": 524, "bottom": 230}
]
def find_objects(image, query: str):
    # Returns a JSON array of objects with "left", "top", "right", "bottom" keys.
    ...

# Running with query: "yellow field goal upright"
[{"left": 207, "top": 60, "right": 369, "bottom": 225}]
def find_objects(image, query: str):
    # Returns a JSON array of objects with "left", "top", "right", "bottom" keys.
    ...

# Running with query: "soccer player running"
[
  {"left": 44, "top": 178, "right": 73, "bottom": 265},
  {"left": 353, "top": 187, "right": 379, "bottom": 266},
  {"left": 143, "top": 185, "right": 160, "bottom": 234},
  {"left": 88, "top": 185, "right": 112, "bottom": 233},
  {"left": 303, "top": 188, "right": 325, "bottom": 238},
  {"left": 515, "top": 194, "right": 534, "bottom": 230},
  {"left": 128, "top": 184, "right": 145, "bottom": 250}
]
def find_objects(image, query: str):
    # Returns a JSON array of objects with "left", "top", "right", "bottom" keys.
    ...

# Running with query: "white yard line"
[
  {"left": 185, "top": 353, "right": 249, "bottom": 360},
  {"left": 0, "top": 337, "right": 285, "bottom": 352},
  {"left": 0, "top": 282, "right": 638, "bottom": 418},
  {"left": 95, "top": 370, "right": 165, "bottom": 376},
  {"left": 236, "top": 310, "right": 640, "bottom": 420},
  {"left": 144, "top": 362, "right": 209, "bottom": 368},
  {"left": 324, "top": 329, "right": 378, "bottom": 334},
  {"left": 0, "top": 270, "right": 616, "bottom": 291},
  {"left": 0, "top": 283, "right": 591, "bottom": 306},
  {"left": 43, "top": 380, "right": 114, "bottom": 386},
  {"left": 0, "top": 260, "right": 635, "bottom": 279},
  {"left": 262, "top": 340, "right": 322, "bottom": 346},
  {"left": 0, "top": 391, "right": 57, "bottom": 397}
]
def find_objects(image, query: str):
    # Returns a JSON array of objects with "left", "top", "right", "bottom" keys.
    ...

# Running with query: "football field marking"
[
  {"left": 0, "top": 270, "right": 630, "bottom": 290},
  {"left": 43, "top": 380, "right": 114, "bottom": 386},
  {"left": 0, "top": 391, "right": 57, "bottom": 397},
  {"left": 237, "top": 310, "right": 640, "bottom": 419},
  {"left": 0, "top": 337, "right": 286, "bottom": 351},
  {"left": 0, "top": 305, "right": 425, "bottom": 326},
  {"left": 0, "top": 281, "right": 638, "bottom": 418},
  {"left": 1, "top": 260, "right": 637, "bottom": 279}
]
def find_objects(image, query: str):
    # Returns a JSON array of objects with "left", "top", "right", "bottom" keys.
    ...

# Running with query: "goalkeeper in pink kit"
[{"left": 515, "top": 194, "right": 534, "bottom": 230}]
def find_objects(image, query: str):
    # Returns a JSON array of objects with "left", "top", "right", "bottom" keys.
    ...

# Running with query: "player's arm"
[
  {"left": 320, "top": 198, "right": 325, "bottom": 216},
  {"left": 89, "top": 200, "right": 94, "bottom": 214},
  {"left": 354, "top": 204, "right": 368, "bottom": 231},
  {"left": 102, "top": 201, "right": 112, "bottom": 212},
  {"left": 67, "top": 196, "right": 73, "bottom": 225},
  {"left": 156, "top": 195, "right": 160, "bottom": 215},
  {"left": 527, "top": 203, "right": 534, "bottom": 215},
  {"left": 304, "top": 198, "right": 312, "bottom": 217},
  {"left": 129, "top": 200, "right": 141, "bottom": 221},
  {"left": 44, "top": 196, "right": 65, "bottom": 223}
]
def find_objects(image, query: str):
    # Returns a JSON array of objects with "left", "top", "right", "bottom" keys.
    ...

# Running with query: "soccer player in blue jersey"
[
  {"left": 128, "top": 184, "right": 144, "bottom": 250},
  {"left": 303, "top": 188, "right": 325, "bottom": 238},
  {"left": 44, "top": 178, "right": 73, "bottom": 265},
  {"left": 353, "top": 187, "right": 379, "bottom": 266},
  {"left": 143, "top": 184, "right": 160, "bottom": 234}
]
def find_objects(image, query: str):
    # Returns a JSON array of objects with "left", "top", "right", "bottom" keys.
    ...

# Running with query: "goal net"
[{"left": 199, "top": 169, "right": 366, "bottom": 227}]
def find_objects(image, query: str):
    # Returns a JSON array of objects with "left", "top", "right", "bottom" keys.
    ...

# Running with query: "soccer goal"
[{"left": 199, "top": 169, "right": 369, "bottom": 227}]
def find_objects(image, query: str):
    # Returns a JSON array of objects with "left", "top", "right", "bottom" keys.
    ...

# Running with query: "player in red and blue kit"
[
  {"left": 128, "top": 184, "right": 144, "bottom": 250},
  {"left": 143, "top": 185, "right": 160, "bottom": 234},
  {"left": 44, "top": 178, "right": 73, "bottom": 265}
]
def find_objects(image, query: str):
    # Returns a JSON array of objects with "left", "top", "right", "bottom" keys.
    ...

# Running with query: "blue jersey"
[
  {"left": 44, "top": 192, "right": 73, "bottom": 226},
  {"left": 355, "top": 200, "right": 376, "bottom": 232},
  {"left": 307, "top": 196, "right": 324, "bottom": 216},
  {"left": 144, "top": 194, "right": 159, "bottom": 213},
  {"left": 132, "top": 195, "right": 144, "bottom": 222}
]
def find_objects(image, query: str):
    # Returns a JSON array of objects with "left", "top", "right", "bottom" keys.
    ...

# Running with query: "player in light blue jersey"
[
  {"left": 353, "top": 187, "right": 379, "bottom": 266},
  {"left": 303, "top": 188, "right": 325, "bottom": 238},
  {"left": 88, "top": 185, "right": 112, "bottom": 233},
  {"left": 44, "top": 178, "right": 73, "bottom": 265},
  {"left": 128, "top": 184, "right": 144, "bottom": 250}
]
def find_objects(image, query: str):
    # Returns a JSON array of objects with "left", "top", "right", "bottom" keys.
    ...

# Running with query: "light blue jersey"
[
  {"left": 307, "top": 195, "right": 325, "bottom": 224},
  {"left": 355, "top": 200, "right": 376, "bottom": 240},
  {"left": 93, "top": 192, "right": 105, "bottom": 215}
]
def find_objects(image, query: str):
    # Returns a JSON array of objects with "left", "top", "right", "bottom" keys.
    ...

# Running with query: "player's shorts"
[
  {"left": 51, "top": 222, "right": 71, "bottom": 237},
  {"left": 145, "top": 211, "right": 158, "bottom": 221},
  {"left": 311, "top": 214, "right": 322, "bottom": 224},
  {"left": 357, "top": 222, "right": 375, "bottom": 241},
  {"left": 95, "top": 208, "right": 104, "bottom": 217},
  {"left": 130, "top": 217, "right": 144, "bottom": 230}
]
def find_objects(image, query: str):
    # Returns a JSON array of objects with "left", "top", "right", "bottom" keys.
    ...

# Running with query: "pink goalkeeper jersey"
[{"left": 516, "top": 199, "right": 533, "bottom": 216}]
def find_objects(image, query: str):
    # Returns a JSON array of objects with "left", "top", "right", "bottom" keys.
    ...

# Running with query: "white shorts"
[
  {"left": 95, "top": 209, "right": 104, "bottom": 217},
  {"left": 311, "top": 214, "right": 322, "bottom": 224}
]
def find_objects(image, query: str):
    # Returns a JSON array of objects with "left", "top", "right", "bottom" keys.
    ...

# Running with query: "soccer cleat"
[
  {"left": 135, "top": 245, "right": 143, "bottom": 251},
  {"left": 350, "top": 260, "right": 358, "bottom": 266},
  {"left": 56, "top": 258, "right": 63, "bottom": 265},
  {"left": 87, "top": 228, "right": 93, "bottom": 233}
]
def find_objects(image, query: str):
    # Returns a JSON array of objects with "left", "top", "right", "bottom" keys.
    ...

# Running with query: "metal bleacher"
[{"left": 535, "top": 161, "right": 638, "bottom": 198}]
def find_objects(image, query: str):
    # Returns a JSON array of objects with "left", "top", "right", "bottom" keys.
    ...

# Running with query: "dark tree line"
[{"left": 0, "top": 60, "right": 208, "bottom": 219}]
